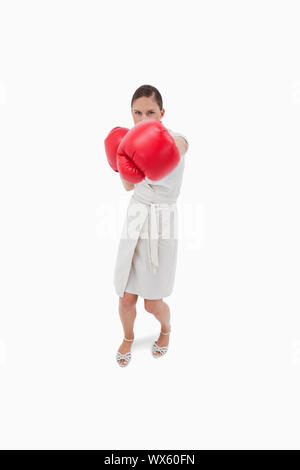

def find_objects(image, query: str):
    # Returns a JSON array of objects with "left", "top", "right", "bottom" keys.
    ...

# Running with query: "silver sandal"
[
  {"left": 116, "top": 336, "right": 134, "bottom": 367},
  {"left": 151, "top": 329, "right": 171, "bottom": 358}
]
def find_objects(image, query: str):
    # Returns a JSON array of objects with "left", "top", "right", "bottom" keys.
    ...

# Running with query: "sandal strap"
[
  {"left": 160, "top": 330, "right": 171, "bottom": 335},
  {"left": 116, "top": 351, "right": 132, "bottom": 358},
  {"left": 152, "top": 342, "right": 169, "bottom": 354},
  {"left": 124, "top": 337, "right": 134, "bottom": 342}
]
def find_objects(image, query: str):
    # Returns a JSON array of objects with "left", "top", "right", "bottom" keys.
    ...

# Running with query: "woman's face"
[{"left": 131, "top": 96, "right": 165, "bottom": 125}]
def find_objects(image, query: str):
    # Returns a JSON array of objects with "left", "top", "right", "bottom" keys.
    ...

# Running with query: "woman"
[{"left": 114, "top": 84, "right": 189, "bottom": 367}]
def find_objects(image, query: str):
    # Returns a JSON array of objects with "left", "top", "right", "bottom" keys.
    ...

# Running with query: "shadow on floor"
[{"left": 131, "top": 335, "right": 156, "bottom": 350}]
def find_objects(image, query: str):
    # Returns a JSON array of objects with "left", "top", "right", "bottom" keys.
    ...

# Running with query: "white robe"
[{"left": 113, "top": 128, "right": 189, "bottom": 299}]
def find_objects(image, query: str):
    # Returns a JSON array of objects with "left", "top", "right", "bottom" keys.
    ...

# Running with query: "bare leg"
[
  {"left": 144, "top": 299, "right": 171, "bottom": 356},
  {"left": 117, "top": 292, "right": 138, "bottom": 365}
]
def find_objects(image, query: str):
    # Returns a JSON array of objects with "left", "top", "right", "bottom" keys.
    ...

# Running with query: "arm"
[
  {"left": 173, "top": 136, "right": 189, "bottom": 156},
  {"left": 120, "top": 175, "right": 135, "bottom": 191}
]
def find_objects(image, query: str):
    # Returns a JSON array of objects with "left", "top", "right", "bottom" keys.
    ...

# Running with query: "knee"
[
  {"left": 144, "top": 299, "right": 158, "bottom": 314},
  {"left": 119, "top": 293, "right": 138, "bottom": 310}
]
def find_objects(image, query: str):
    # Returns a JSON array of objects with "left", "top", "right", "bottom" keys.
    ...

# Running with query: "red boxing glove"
[
  {"left": 104, "top": 126, "right": 129, "bottom": 172},
  {"left": 116, "top": 119, "right": 180, "bottom": 183}
]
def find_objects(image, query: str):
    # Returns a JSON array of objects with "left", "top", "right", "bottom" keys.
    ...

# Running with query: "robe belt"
[{"left": 132, "top": 193, "right": 177, "bottom": 275}]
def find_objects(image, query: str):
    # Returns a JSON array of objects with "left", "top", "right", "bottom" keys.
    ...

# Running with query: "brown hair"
[{"left": 131, "top": 84, "right": 163, "bottom": 111}]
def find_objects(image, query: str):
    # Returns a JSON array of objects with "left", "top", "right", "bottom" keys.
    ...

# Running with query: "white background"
[{"left": 0, "top": 0, "right": 300, "bottom": 450}]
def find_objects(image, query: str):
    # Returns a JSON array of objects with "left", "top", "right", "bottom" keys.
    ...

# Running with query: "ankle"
[
  {"left": 160, "top": 325, "right": 171, "bottom": 333},
  {"left": 123, "top": 335, "right": 134, "bottom": 342}
]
